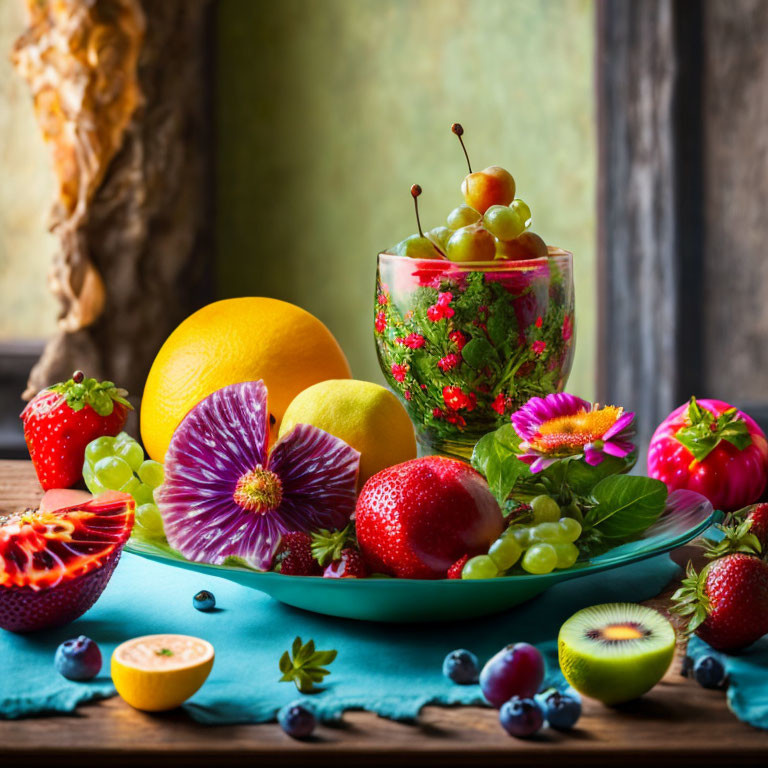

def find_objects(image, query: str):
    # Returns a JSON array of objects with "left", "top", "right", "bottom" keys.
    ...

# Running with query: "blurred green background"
[{"left": 217, "top": 0, "right": 596, "bottom": 399}]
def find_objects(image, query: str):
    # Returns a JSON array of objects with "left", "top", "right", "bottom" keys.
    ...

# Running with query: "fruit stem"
[
  {"left": 72, "top": 370, "right": 85, "bottom": 384},
  {"left": 410, "top": 184, "right": 424, "bottom": 237},
  {"left": 451, "top": 123, "right": 472, "bottom": 173}
]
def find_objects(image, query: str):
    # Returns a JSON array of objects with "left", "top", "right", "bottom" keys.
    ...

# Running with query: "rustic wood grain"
[
  {"left": 597, "top": 0, "right": 705, "bottom": 449},
  {"left": 703, "top": 0, "right": 768, "bottom": 404},
  {"left": 0, "top": 460, "right": 766, "bottom": 767}
]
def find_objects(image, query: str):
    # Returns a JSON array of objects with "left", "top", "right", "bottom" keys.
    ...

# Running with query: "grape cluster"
[
  {"left": 462, "top": 495, "right": 581, "bottom": 578},
  {"left": 392, "top": 124, "right": 549, "bottom": 263},
  {"left": 83, "top": 433, "right": 165, "bottom": 541}
]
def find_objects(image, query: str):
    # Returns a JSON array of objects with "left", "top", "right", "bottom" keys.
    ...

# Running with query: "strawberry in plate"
[{"left": 355, "top": 457, "right": 504, "bottom": 579}]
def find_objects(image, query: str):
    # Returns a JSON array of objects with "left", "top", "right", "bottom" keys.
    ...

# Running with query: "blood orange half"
[{"left": 0, "top": 491, "right": 134, "bottom": 632}]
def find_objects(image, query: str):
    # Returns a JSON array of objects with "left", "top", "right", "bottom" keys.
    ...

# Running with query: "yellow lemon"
[
  {"left": 140, "top": 297, "right": 351, "bottom": 461},
  {"left": 279, "top": 379, "right": 416, "bottom": 487},
  {"left": 111, "top": 634, "right": 214, "bottom": 712}
]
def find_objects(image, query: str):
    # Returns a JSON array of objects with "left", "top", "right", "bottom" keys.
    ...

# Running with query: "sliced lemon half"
[{"left": 111, "top": 634, "right": 214, "bottom": 711}]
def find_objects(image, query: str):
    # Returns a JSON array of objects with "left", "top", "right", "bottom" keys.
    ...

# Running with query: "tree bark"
[{"left": 12, "top": 0, "right": 213, "bottom": 429}]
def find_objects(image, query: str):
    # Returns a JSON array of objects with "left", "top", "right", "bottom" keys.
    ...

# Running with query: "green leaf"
[
  {"left": 587, "top": 475, "right": 668, "bottom": 538},
  {"left": 51, "top": 374, "right": 133, "bottom": 417},
  {"left": 278, "top": 636, "right": 338, "bottom": 693},
  {"left": 471, "top": 425, "right": 529, "bottom": 505},
  {"left": 675, "top": 397, "right": 752, "bottom": 461},
  {"left": 461, "top": 337, "right": 496, "bottom": 369},
  {"left": 564, "top": 452, "right": 637, "bottom": 497}
]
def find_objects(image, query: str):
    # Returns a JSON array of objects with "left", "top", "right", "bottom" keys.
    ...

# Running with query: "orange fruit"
[
  {"left": 140, "top": 297, "right": 351, "bottom": 462},
  {"left": 111, "top": 634, "right": 214, "bottom": 711}
]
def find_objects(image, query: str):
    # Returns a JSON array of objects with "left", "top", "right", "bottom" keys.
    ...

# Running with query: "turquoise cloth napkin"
[
  {"left": 687, "top": 636, "right": 768, "bottom": 730},
  {"left": 1, "top": 551, "right": 680, "bottom": 723}
]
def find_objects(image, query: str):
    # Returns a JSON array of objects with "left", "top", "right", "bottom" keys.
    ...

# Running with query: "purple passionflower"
[
  {"left": 155, "top": 380, "right": 360, "bottom": 570},
  {"left": 510, "top": 392, "right": 636, "bottom": 473}
]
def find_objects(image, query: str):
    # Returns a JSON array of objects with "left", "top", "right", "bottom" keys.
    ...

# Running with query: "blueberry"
[
  {"left": 680, "top": 655, "right": 694, "bottom": 678},
  {"left": 543, "top": 690, "right": 582, "bottom": 730},
  {"left": 442, "top": 649, "right": 480, "bottom": 684},
  {"left": 693, "top": 655, "right": 727, "bottom": 690},
  {"left": 193, "top": 590, "right": 216, "bottom": 611},
  {"left": 499, "top": 696, "right": 544, "bottom": 738},
  {"left": 54, "top": 636, "right": 102, "bottom": 681},
  {"left": 277, "top": 702, "right": 316, "bottom": 739}
]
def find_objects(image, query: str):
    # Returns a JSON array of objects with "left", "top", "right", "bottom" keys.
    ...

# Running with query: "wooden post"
[{"left": 597, "top": 0, "right": 704, "bottom": 446}]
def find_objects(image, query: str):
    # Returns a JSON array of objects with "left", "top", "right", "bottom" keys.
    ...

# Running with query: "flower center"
[
  {"left": 233, "top": 465, "right": 283, "bottom": 513},
  {"left": 530, "top": 406, "right": 623, "bottom": 454}
]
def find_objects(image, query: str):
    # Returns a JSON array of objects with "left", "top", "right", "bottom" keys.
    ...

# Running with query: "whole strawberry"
[
  {"left": 323, "top": 548, "right": 368, "bottom": 578},
  {"left": 355, "top": 457, "right": 504, "bottom": 579},
  {"left": 673, "top": 553, "right": 768, "bottom": 652},
  {"left": 274, "top": 531, "right": 321, "bottom": 576},
  {"left": 21, "top": 372, "right": 131, "bottom": 490}
]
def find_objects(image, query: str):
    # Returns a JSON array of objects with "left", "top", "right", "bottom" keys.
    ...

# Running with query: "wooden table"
[{"left": 1, "top": 459, "right": 766, "bottom": 767}]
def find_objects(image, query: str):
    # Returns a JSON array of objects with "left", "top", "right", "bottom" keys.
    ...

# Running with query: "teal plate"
[{"left": 126, "top": 490, "right": 716, "bottom": 622}]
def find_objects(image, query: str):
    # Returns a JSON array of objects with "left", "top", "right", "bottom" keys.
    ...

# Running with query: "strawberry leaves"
[
  {"left": 311, "top": 525, "right": 355, "bottom": 567},
  {"left": 50, "top": 374, "right": 132, "bottom": 417},
  {"left": 278, "top": 636, "right": 337, "bottom": 693},
  {"left": 671, "top": 561, "right": 711, "bottom": 634},
  {"left": 703, "top": 521, "right": 762, "bottom": 559},
  {"left": 674, "top": 397, "right": 751, "bottom": 462}
]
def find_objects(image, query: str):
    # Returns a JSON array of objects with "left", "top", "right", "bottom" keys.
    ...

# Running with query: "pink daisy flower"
[{"left": 511, "top": 393, "right": 636, "bottom": 472}]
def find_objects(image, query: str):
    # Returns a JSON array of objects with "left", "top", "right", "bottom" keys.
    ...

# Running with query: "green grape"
[
  {"left": 82, "top": 460, "right": 107, "bottom": 495},
  {"left": 531, "top": 495, "right": 560, "bottom": 523},
  {"left": 483, "top": 204, "right": 527, "bottom": 241},
  {"left": 553, "top": 541, "right": 580, "bottom": 569},
  {"left": 133, "top": 482, "right": 155, "bottom": 506},
  {"left": 558, "top": 517, "right": 582, "bottom": 543},
  {"left": 561, "top": 502, "right": 584, "bottom": 524},
  {"left": 94, "top": 456, "right": 133, "bottom": 490},
  {"left": 85, "top": 436, "right": 116, "bottom": 465},
  {"left": 115, "top": 439, "right": 144, "bottom": 472},
  {"left": 135, "top": 502, "right": 165, "bottom": 537},
  {"left": 461, "top": 554, "right": 499, "bottom": 580},
  {"left": 521, "top": 543, "right": 558, "bottom": 575},
  {"left": 447, "top": 204, "right": 481, "bottom": 229},
  {"left": 531, "top": 522, "right": 563, "bottom": 542},
  {"left": 488, "top": 535, "right": 522, "bottom": 571},
  {"left": 138, "top": 460, "right": 164, "bottom": 489},
  {"left": 446, "top": 225, "right": 496, "bottom": 263},
  {"left": 114, "top": 431, "right": 133, "bottom": 444},
  {"left": 508, "top": 525, "right": 533, "bottom": 548},
  {"left": 510, "top": 198, "right": 532, "bottom": 229},
  {"left": 120, "top": 476, "right": 141, "bottom": 497},
  {"left": 427, "top": 226, "right": 451, "bottom": 251},
  {"left": 398, "top": 234, "right": 441, "bottom": 259}
]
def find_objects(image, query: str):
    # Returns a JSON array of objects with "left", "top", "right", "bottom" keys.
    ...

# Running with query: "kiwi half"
[{"left": 558, "top": 603, "right": 675, "bottom": 705}]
